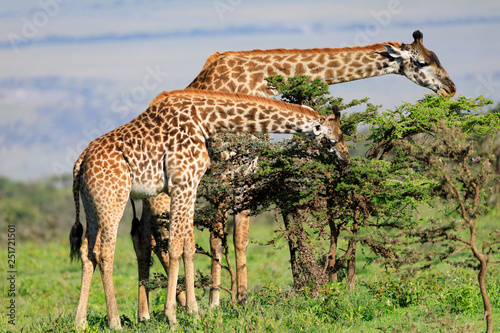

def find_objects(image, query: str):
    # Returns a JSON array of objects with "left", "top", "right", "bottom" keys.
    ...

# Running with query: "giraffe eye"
[{"left": 416, "top": 60, "right": 429, "bottom": 68}]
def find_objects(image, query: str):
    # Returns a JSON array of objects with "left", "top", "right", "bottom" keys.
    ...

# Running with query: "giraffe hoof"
[
  {"left": 74, "top": 320, "right": 86, "bottom": 332},
  {"left": 237, "top": 295, "right": 248, "bottom": 305},
  {"left": 109, "top": 320, "right": 122, "bottom": 330},
  {"left": 165, "top": 311, "right": 177, "bottom": 329},
  {"left": 138, "top": 314, "right": 151, "bottom": 322}
]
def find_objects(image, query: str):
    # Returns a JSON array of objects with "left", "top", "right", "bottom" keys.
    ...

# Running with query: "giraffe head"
[
  {"left": 382, "top": 30, "right": 456, "bottom": 97},
  {"left": 309, "top": 106, "right": 350, "bottom": 165}
]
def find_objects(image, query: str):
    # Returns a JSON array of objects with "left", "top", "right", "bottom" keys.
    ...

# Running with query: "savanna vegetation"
[{"left": 1, "top": 76, "right": 499, "bottom": 332}]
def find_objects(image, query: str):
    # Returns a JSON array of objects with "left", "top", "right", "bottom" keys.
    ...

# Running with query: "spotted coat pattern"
[{"left": 71, "top": 89, "right": 349, "bottom": 329}]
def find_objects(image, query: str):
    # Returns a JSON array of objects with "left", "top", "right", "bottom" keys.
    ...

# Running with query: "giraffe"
[
  {"left": 69, "top": 88, "right": 350, "bottom": 329},
  {"left": 132, "top": 30, "right": 457, "bottom": 313},
  {"left": 188, "top": 30, "right": 456, "bottom": 97}
]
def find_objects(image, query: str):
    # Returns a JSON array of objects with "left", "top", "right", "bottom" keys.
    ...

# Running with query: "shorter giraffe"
[{"left": 69, "top": 89, "right": 349, "bottom": 329}]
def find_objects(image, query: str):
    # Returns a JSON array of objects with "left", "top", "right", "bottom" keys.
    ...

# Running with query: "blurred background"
[{"left": 0, "top": 0, "right": 499, "bottom": 180}]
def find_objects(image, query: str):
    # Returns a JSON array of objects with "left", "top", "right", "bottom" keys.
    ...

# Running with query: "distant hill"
[{"left": 0, "top": 175, "right": 135, "bottom": 243}]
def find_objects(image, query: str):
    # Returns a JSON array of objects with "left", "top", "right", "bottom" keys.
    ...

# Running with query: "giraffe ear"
[{"left": 382, "top": 44, "right": 409, "bottom": 60}]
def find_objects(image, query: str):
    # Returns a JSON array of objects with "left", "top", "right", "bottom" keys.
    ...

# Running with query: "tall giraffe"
[
  {"left": 188, "top": 30, "right": 455, "bottom": 96},
  {"left": 133, "top": 30, "right": 456, "bottom": 314},
  {"left": 70, "top": 89, "right": 350, "bottom": 329}
]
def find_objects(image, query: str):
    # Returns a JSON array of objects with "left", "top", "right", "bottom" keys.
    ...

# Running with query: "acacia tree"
[
  {"left": 406, "top": 125, "right": 499, "bottom": 332},
  {"left": 365, "top": 95, "right": 500, "bottom": 332}
]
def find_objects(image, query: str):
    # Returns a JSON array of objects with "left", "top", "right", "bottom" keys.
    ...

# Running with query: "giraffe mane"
[
  {"left": 156, "top": 89, "right": 320, "bottom": 118},
  {"left": 149, "top": 91, "right": 169, "bottom": 106},
  {"left": 204, "top": 42, "right": 402, "bottom": 59},
  {"left": 201, "top": 51, "right": 223, "bottom": 70}
]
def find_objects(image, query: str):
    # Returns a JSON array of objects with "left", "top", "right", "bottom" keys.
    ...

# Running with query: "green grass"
[{"left": 1, "top": 212, "right": 499, "bottom": 332}]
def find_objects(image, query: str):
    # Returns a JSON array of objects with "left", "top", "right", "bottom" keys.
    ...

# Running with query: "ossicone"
[
  {"left": 412, "top": 30, "right": 423, "bottom": 44},
  {"left": 331, "top": 104, "right": 341, "bottom": 118}
]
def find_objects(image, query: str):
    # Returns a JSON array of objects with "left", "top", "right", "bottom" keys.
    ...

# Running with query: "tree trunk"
[
  {"left": 326, "top": 220, "right": 341, "bottom": 282},
  {"left": 471, "top": 244, "right": 493, "bottom": 333},
  {"left": 282, "top": 212, "right": 299, "bottom": 286}
]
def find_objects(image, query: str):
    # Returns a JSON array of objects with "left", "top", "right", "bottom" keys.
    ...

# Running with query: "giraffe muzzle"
[{"left": 440, "top": 83, "right": 456, "bottom": 97}]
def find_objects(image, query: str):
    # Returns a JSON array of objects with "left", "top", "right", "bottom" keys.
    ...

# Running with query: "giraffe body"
[
  {"left": 71, "top": 89, "right": 349, "bottom": 329},
  {"left": 134, "top": 30, "right": 457, "bottom": 313}
]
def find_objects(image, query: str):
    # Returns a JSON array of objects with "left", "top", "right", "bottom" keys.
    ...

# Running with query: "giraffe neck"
[
  {"left": 187, "top": 43, "right": 401, "bottom": 97},
  {"left": 171, "top": 90, "right": 321, "bottom": 137},
  {"left": 314, "top": 44, "right": 400, "bottom": 85}
]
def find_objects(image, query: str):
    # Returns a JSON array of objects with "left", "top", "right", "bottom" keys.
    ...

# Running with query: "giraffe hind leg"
[
  {"left": 95, "top": 198, "right": 128, "bottom": 330},
  {"left": 74, "top": 234, "right": 97, "bottom": 330},
  {"left": 74, "top": 203, "right": 98, "bottom": 330}
]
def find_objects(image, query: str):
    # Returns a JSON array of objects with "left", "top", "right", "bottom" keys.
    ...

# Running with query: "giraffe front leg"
[
  {"left": 152, "top": 226, "right": 188, "bottom": 307},
  {"left": 234, "top": 210, "right": 250, "bottom": 304},
  {"left": 146, "top": 194, "right": 187, "bottom": 307},
  {"left": 209, "top": 225, "right": 223, "bottom": 308},
  {"left": 163, "top": 193, "right": 184, "bottom": 327},
  {"left": 164, "top": 248, "right": 180, "bottom": 327},
  {"left": 183, "top": 224, "right": 199, "bottom": 317},
  {"left": 164, "top": 185, "right": 200, "bottom": 327}
]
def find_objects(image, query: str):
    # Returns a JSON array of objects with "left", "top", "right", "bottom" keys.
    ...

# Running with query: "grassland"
[{"left": 1, "top": 211, "right": 499, "bottom": 332}]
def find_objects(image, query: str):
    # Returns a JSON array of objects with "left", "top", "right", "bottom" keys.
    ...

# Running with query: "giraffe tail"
[{"left": 69, "top": 149, "right": 85, "bottom": 261}]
